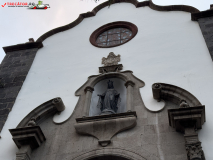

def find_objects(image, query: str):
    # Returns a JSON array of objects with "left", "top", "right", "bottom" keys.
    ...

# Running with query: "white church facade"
[{"left": 0, "top": 0, "right": 213, "bottom": 159}]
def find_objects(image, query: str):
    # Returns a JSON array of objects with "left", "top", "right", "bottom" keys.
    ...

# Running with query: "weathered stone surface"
[{"left": 29, "top": 96, "right": 188, "bottom": 160}]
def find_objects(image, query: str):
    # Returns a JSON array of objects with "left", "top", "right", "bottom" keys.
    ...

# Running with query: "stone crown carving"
[
  {"left": 99, "top": 52, "right": 123, "bottom": 74},
  {"left": 102, "top": 52, "right": 120, "bottom": 66}
]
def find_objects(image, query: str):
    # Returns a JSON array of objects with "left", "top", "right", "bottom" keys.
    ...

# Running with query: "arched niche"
[
  {"left": 89, "top": 78, "right": 126, "bottom": 116},
  {"left": 75, "top": 71, "right": 145, "bottom": 117}
]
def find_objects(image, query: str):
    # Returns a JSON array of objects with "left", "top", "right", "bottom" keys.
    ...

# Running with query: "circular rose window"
[{"left": 90, "top": 21, "right": 138, "bottom": 48}]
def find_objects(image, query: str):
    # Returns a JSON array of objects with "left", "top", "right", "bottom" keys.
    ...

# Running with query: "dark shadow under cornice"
[{"left": 36, "top": 0, "right": 200, "bottom": 43}]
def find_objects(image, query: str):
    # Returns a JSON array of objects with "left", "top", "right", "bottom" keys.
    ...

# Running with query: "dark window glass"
[{"left": 96, "top": 28, "right": 132, "bottom": 47}]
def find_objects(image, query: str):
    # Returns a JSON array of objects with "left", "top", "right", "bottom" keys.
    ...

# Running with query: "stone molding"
[
  {"left": 124, "top": 80, "right": 135, "bottom": 88},
  {"left": 99, "top": 64, "right": 123, "bottom": 73},
  {"left": 17, "top": 97, "right": 65, "bottom": 128},
  {"left": 74, "top": 112, "right": 137, "bottom": 147},
  {"left": 76, "top": 71, "right": 144, "bottom": 96},
  {"left": 84, "top": 86, "right": 94, "bottom": 93},
  {"left": 192, "top": 9, "right": 213, "bottom": 21},
  {"left": 152, "top": 83, "right": 201, "bottom": 107},
  {"left": 72, "top": 147, "right": 153, "bottom": 160},
  {"left": 9, "top": 126, "right": 46, "bottom": 160},
  {"left": 35, "top": 0, "right": 199, "bottom": 43},
  {"left": 168, "top": 105, "right": 205, "bottom": 133},
  {"left": 9, "top": 126, "right": 46, "bottom": 149},
  {"left": 3, "top": 42, "right": 43, "bottom": 53},
  {"left": 149, "top": 0, "right": 199, "bottom": 13}
]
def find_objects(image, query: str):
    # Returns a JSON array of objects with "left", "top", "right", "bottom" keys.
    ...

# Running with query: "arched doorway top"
[{"left": 72, "top": 148, "right": 149, "bottom": 160}]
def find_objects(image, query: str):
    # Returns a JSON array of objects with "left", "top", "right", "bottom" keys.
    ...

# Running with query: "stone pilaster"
[
  {"left": 125, "top": 80, "right": 135, "bottom": 111},
  {"left": 83, "top": 86, "right": 94, "bottom": 116},
  {"left": 184, "top": 128, "right": 205, "bottom": 160},
  {"left": 16, "top": 145, "right": 32, "bottom": 160}
]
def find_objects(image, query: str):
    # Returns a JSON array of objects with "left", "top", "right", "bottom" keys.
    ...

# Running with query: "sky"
[{"left": 0, "top": 0, "right": 212, "bottom": 62}]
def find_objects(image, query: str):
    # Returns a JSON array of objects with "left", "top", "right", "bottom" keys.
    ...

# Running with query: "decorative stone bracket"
[
  {"left": 9, "top": 126, "right": 46, "bottom": 160},
  {"left": 74, "top": 112, "right": 137, "bottom": 147},
  {"left": 168, "top": 106, "right": 206, "bottom": 160},
  {"left": 152, "top": 83, "right": 206, "bottom": 160},
  {"left": 9, "top": 97, "right": 65, "bottom": 160},
  {"left": 168, "top": 106, "right": 205, "bottom": 133}
]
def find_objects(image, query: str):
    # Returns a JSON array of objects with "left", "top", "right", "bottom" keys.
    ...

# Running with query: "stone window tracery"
[
  {"left": 90, "top": 21, "right": 138, "bottom": 48},
  {"left": 96, "top": 28, "right": 132, "bottom": 47}
]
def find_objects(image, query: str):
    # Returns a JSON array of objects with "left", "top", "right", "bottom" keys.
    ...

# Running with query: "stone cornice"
[
  {"left": 3, "top": 42, "right": 43, "bottom": 54},
  {"left": 17, "top": 97, "right": 65, "bottom": 128},
  {"left": 35, "top": 0, "right": 199, "bottom": 43},
  {"left": 192, "top": 9, "right": 213, "bottom": 21},
  {"left": 152, "top": 83, "right": 201, "bottom": 107}
]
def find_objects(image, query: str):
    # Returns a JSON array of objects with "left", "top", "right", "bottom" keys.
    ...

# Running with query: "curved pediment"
[{"left": 36, "top": 0, "right": 199, "bottom": 43}]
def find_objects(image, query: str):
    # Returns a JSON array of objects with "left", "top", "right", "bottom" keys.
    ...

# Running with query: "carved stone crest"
[
  {"left": 102, "top": 52, "right": 120, "bottom": 66},
  {"left": 99, "top": 52, "right": 123, "bottom": 73}
]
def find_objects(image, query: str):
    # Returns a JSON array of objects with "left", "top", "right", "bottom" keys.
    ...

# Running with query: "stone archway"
[{"left": 88, "top": 155, "right": 130, "bottom": 160}]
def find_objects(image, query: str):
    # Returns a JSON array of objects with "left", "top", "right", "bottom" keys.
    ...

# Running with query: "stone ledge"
[
  {"left": 3, "top": 42, "right": 43, "bottom": 54},
  {"left": 76, "top": 111, "right": 137, "bottom": 123},
  {"left": 99, "top": 64, "right": 123, "bottom": 73},
  {"left": 75, "top": 112, "right": 137, "bottom": 147},
  {"left": 168, "top": 105, "right": 205, "bottom": 132},
  {"left": 192, "top": 9, "right": 213, "bottom": 21}
]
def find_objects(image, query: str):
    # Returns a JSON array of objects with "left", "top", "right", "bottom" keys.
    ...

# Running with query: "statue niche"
[{"left": 97, "top": 80, "right": 121, "bottom": 115}]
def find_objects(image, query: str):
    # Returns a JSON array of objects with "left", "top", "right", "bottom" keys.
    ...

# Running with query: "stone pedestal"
[
  {"left": 168, "top": 106, "right": 206, "bottom": 160},
  {"left": 74, "top": 112, "right": 137, "bottom": 147}
]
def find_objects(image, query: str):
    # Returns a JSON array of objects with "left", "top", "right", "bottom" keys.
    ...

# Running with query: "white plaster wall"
[{"left": 1, "top": 3, "right": 213, "bottom": 159}]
